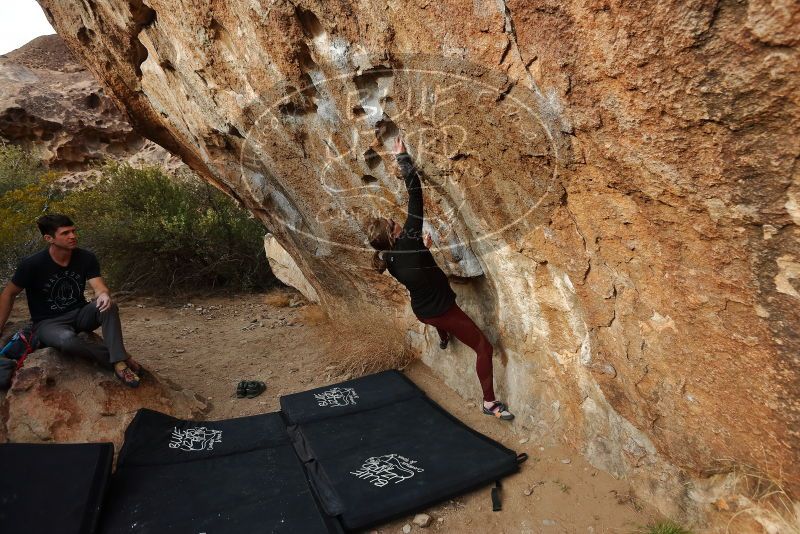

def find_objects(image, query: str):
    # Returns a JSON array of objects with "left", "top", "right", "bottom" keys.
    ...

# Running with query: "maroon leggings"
[{"left": 417, "top": 303, "right": 495, "bottom": 402}]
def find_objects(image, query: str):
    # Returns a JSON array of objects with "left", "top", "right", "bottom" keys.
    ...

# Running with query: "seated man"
[{"left": 0, "top": 214, "right": 142, "bottom": 387}]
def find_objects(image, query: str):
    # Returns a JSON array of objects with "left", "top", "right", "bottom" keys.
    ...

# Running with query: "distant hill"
[
  {"left": 0, "top": 34, "right": 181, "bottom": 180},
  {"left": 3, "top": 34, "right": 83, "bottom": 73}
]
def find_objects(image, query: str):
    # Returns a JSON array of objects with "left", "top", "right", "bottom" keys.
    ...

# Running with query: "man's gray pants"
[{"left": 35, "top": 302, "right": 127, "bottom": 365}]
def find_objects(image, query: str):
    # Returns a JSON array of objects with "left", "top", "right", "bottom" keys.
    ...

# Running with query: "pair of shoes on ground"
[
  {"left": 483, "top": 400, "right": 514, "bottom": 421},
  {"left": 114, "top": 358, "right": 142, "bottom": 388},
  {"left": 236, "top": 380, "right": 266, "bottom": 399}
]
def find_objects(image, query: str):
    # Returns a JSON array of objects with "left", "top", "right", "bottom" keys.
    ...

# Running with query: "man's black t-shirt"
[{"left": 11, "top": 248, "right": 101, "bottom": 323}]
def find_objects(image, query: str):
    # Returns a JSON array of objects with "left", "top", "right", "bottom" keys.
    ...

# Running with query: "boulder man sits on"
[{"left": 0, "top": 214, "right": 142, "bottom": 387}]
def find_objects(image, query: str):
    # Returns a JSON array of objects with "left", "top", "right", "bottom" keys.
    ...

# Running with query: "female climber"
[{"left": 365, "top": 137, "right": 514, "bottom": 421}]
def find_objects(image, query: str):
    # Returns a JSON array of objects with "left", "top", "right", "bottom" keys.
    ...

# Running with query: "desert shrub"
[
  {"left": 0, "top": 147, "right": 274, "bottom": 293},
  {"left": 58, "top": 163, "right": 274, "bottom": 292},
  {"left": 0, "top": 143, "right": 46, "bottom": 196},
  {"left": 0, "top": 171, "right": 63, "bottom": 277}
]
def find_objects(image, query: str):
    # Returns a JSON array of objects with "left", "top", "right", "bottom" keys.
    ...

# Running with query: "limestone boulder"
[
  {"left": 36, "top": 0, "right": 799, "bottom": 526},
  {"left": 2, "top": 347, "right": 208, "bottom": 451},
  {"left": 264, "top": 233, "right": 319, "bottom": 303}
]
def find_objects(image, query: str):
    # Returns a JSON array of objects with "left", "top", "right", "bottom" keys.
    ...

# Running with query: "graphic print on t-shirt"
[{"left": 43, "top": 270, "right": 83, "bottom": 312}]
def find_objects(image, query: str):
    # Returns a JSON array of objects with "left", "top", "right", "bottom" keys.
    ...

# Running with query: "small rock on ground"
[
  {"left": 413, "top": 513, "right": 431, "bottom": 527},
  {"left": 402, "top": 524, "right": 412, "bottom": 533}
]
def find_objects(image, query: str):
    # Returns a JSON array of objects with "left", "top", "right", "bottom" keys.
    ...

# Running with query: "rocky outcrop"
[
  {"left": 264, "top": 233, "right": 319, "bottom": 303},
  {"left": 37, "top": 0, "right": 799, "bottom": 527},
  {"left": 0, "top": 34, "right": 181, "bottom": 175},
  {"left": 2, "top": 347, "right": 207, "bottom": 451}
]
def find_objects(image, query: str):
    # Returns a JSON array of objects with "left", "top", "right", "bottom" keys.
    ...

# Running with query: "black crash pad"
[
  {"left": 99, "top": 409, "right": 339, "bottom": 534},
  {"left": 0, "top": 442, "right": 114, "bottom": 534},
  {"left": 280, "top": 369, "right": 421, "bottom": 424},
  {"left": 281, "top": 370, "right": 521, "bottom": 529},
  {"left": 101, "top": 371, "right": 522, "bottom": 532}
]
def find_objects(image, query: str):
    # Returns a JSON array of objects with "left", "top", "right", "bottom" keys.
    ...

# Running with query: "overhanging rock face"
[{"left": 38, "top": 0, "right": 799, "bottom": 525}]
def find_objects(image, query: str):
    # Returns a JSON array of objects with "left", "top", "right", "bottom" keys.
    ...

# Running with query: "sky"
[{"left": 0, "top": 0, "right": 56, "bottom": 55}]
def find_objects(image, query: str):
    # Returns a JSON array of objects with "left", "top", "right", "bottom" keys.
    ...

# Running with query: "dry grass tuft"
[
  {"left": 708, "top": 458, "right": 800, "bottom": 534},
  {"left": 317, "top": 310, "right": 414, "bottom": 377},
  {"left": 298, "top": 305, "right": 328, "bottom": 326},
  {"left": 262, "top": 289, "right": 294, "bottom": 308},
  {"left": 636, "top": 521, "right": 691, "bottom": 534}
]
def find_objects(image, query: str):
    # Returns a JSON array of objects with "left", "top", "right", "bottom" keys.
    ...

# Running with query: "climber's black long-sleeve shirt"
[{"left": 385, "top": 153, "right": 456, "bottom": 318}]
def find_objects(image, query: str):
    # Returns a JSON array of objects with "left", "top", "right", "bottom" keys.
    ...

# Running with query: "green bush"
[
  {"left": 0, "top": 171, "right": 64, "bottom": 277},
  {"left": 59, "top": 163, "right": 275, "bottom": 292},
  {"left": 0, "top": 143, "right": 64, "bottom": 276},
  {"left": 0, "top": 143, "right": 46, "bottom": 196},
  {"left": 1, "top": 146, "right": 275, "bottom": 293}
]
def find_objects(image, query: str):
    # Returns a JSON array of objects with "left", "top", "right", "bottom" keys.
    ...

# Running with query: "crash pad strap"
[{"left": 491, "top": 481, "right": 503, "bottom": 512}]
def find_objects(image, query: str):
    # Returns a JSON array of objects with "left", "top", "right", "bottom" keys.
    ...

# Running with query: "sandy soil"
[{"left": 6, "top": 288, "right": 662, "bottom": 533}]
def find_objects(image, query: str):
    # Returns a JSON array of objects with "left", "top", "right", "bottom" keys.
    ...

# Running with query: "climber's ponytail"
[{"left": 366, "top": 217, "right": 394, "bottom": 273}]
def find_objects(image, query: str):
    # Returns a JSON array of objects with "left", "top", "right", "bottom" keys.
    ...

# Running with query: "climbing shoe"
[{"left": 483, "top": 401, "right": 514, "bottom": 421}]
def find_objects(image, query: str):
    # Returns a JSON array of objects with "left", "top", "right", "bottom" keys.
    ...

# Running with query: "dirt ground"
[{"left": 6, "top": 288, "right": 662, "bottom": 533}]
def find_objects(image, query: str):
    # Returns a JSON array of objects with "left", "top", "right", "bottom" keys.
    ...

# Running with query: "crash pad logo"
[
  {"left": 350, "top": 454, "right": 424, "bottom": 487},
  {"left": 315, "top": 387, "right": 359, "bottom": 407},
  {"left": 168, "top": 426, "right": 222, "bottom": 452}
]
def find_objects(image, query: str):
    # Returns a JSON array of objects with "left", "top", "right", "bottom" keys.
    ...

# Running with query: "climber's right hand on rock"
[{"left": 393, "top": 137, "right": 406, "bottom": 155}]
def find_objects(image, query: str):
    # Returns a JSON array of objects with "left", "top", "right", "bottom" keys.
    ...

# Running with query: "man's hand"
[
  {"left": 88, "top": 276, "right": 112, "bottom": 312},
  {"left": 95, "top": 292, "right": 112, "bottom": 313},
  {"left": 423, "top": 233, "right": 433, "bottom": 249}
]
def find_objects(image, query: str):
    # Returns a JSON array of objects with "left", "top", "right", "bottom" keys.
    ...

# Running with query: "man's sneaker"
[{"left": 483, "top": 401, "right": 514, "bottom": 421}]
